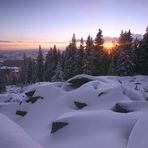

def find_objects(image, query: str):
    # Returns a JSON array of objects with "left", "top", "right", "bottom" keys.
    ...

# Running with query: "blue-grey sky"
[{"left": 0, "top": 0, "right": 148, "bottom": 44}]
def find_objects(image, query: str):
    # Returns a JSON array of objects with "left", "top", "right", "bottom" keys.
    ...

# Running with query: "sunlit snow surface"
[{"left": 0, "top": 75, "right": 148, "bottom": 148}]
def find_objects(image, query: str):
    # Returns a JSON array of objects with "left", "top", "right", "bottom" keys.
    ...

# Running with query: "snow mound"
[
  {"left": 0, "top": 113, "right": 42, "bottom": 148},
  {"left": 0, "top": 75, "right": 148, "bottom": 148},
  {"left": 49, "top": 110, "right": 138, "bottom": 148},
  {"left": 126, "top": 115, "right": 148, "bottom": 148}
]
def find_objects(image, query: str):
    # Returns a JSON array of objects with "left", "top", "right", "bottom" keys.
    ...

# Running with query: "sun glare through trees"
[{"left": 103, "top": 41, "right": 117, "bottom": 54}]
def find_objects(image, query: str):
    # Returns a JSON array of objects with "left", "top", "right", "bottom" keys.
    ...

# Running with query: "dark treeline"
[{"left": 0, "top": 27, "right": 148, "bottom": 92}]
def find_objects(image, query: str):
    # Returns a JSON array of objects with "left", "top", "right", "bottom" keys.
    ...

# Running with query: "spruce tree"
[
  {"left": 72, "top": 33, "right": 76, "bottom": 46},
  {"left": 115, "top": 30, "right": 136, "bottom": 76},
  {"left": 44, "top": 48, "right": 53, "bottom": 81},
  {"left": 27, "top": 57, "right": 33, "bottom": 83},
  {"left": 51, "top": 62, "right": 65, "bottom": 82},
  {"left": 83, "top": 35, "right": 95, "bottom": 75},
  {"left": 20, "top": 53, "right": 27, "bottom": 84},
  {"left": 94, "top": 29, "right": 109, "bottom": 75},
  {"left": 0, "top": 70, "right": 6, "bottom": 93},
  {"left": 44, "top": 46, "right": 59, "bottom": 81},
  {"left": 36, "top": 45, "right": 44, "bottom": 82},
  {"left": 52, "top": 45, "right": 58, "bottom": 71},
  {"left": 95, "top": 29, "right": 104, "bottom": 45},
  {"left": 73, "top": 37, "right": 85, "bottom": 75},
  {"left": 136, "top": 27, "right": 148, "bottom": 74},
  {"left": 79, "top": 37, "right": 84, "bottom": 73},
  {"left": 31, "top": 59, "right": 36, "bottom": 83},
  {"left": 63, "top": 34, "right": 78, "bottom": 79}
]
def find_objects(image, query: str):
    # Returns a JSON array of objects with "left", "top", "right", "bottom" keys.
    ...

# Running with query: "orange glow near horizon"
[
  {"left": 0, "top": 41, "right": 69, "bottom": 50},
  {"left": 103, "top": 41, "right": 116, "bottom": 54},
  {"left": 0, "top": 40, "right": 119, "bottom": 52}
]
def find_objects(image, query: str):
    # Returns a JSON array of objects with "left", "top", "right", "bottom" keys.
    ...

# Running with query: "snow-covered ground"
[{"left": 0, "top": 75, "right": 148, "bottom": 148}]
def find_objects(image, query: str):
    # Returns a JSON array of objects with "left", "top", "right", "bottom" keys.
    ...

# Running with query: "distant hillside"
[{"left": 132, "top": 34, "right": 143, "bottom": 40}]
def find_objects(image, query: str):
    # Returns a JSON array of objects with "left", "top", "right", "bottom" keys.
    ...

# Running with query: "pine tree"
[
  {"left": 72, "top": 37, "right": 85, "bottom": 75},
  {"left": 94, "top": 29, "right": 109, "bottom": 75},
  {"left": 11, "top": 72, "right": 17, "bottom": 85},
  {"left": 80, "top": 37, "right": 84, "bottom": 53},
  {"left": 44, "top": 46, "right": 59, "bottom": 81},
  {"left": 115, "top": 48, "right": 135, "bottom": 76},
  {"left": 60, "top": 51, "right": 65, "bottom": 71},
  {"left": 83, "top": 35, "right": 95, "bottom": 75},
  {"left": 27, "top": 57, "right": 33, "bottom": 83},
  {"left": 119, "top": 30, "right": 133, "bottom": 45},
  {"left": 51, "top": 62, "right": 65, "bottom": 82},
  {"left": 31, "top": 59, "right": 36, "bottom": 83},
  {"left": 136, "top": 27, "right": 148, "bottom": 74},
  {"left": 132, "top": 38, "right": 140, "bottom": 74},
  {"left": 36, "top": 45, "right": 44, "bottom": 82},
  {"left": 108, "top": 45, "right": 118, "bottom": 75},
  {"left": 52, "top": 45, "right": 58, "bottom": 70},
  {"left": 63, "top": 34, "right": 78, "bottom": 79},
  {"left": 79, "top": 37, "right": 84, "bottom": 73},
  {"left": 20, "top": 53, "right": 27, "bottom": 84},
  {"left": 44, "top": 48, "right": 53, "bottom": 81},
  {"left": 115, "top": 30, "right": 136, "bottom": 76},
  {"left": 72, "top": 33, "right": 76, "bottom": 47},
  {"left": 0, "top": 70, "right": 6, "bottom": 93},
  {"left": 57, "top": 50, "right": 61, "bottom": 62},
  {"left": 95, "top": 29, "right": 104, "bottom": 45}
]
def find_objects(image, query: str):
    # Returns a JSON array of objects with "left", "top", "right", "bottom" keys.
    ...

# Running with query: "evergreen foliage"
[
  {"left": 63, "top": 34, "right": 78, "bottom": 79},
  {"left": 3, "top": 28, "right": 148, "bottom": 85},
  {"left": 114, "top": 30, "right": 136, "bottom": 75},
  {"left": 36, "top": 45, "right": 44, "bottom": 82},
  {"left": 94, "top": 29, "right": 109, "bottom": 75},
  {"left": 83, "top": 35, "right": 95, "bottom": 75},
  {"left": 27, "top": 57, "right": 33, "bottom": 83},
  {"left": 51, "top": 62, "right": 65, "bottom": 82},
  {"left": 136, "top": 27, "right": 148, "bottom": 74},
  {"left": 20, "top": 53, "right": 27, "bottom": 84},
  {"left": 0, "top": 70, "right": 6, "bottom": 93}
]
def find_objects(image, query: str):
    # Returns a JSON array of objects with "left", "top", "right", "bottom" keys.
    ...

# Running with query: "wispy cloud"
[
  {"left": 0, "top": 40, "right": 14, "bottom": 43},
  {"left": 0, "top": 40, "right": 27, "bottom": 43}
]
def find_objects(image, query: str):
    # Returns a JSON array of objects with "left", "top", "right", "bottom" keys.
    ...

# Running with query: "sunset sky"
[{"left": 0, "top": 0, "right": 148, "bottom": 50}]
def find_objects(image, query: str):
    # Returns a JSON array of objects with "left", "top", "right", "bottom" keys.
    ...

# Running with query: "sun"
[
  {"left": 103, "top": 42, "right": 114, "bottom": 49},
  {"left": 103, "top": 42, "right": 115, "bottom": 54}
]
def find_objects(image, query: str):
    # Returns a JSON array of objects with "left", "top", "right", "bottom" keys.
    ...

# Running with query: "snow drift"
[{"left": 0, "top": 113, "right": 42, "bottom": 148}]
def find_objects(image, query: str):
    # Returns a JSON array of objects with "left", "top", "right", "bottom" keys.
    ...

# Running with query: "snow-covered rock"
[{"left": 0, "top": 113, "right": 42, "bottom": 148}]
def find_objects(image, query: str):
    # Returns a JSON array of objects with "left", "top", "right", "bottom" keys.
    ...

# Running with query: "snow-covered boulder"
[
  {"left": 0, "top": 75, "right": 148, "bottom": 148},
  {"left": 0, "top": 113, "right": 42, "bottom": 148}
]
